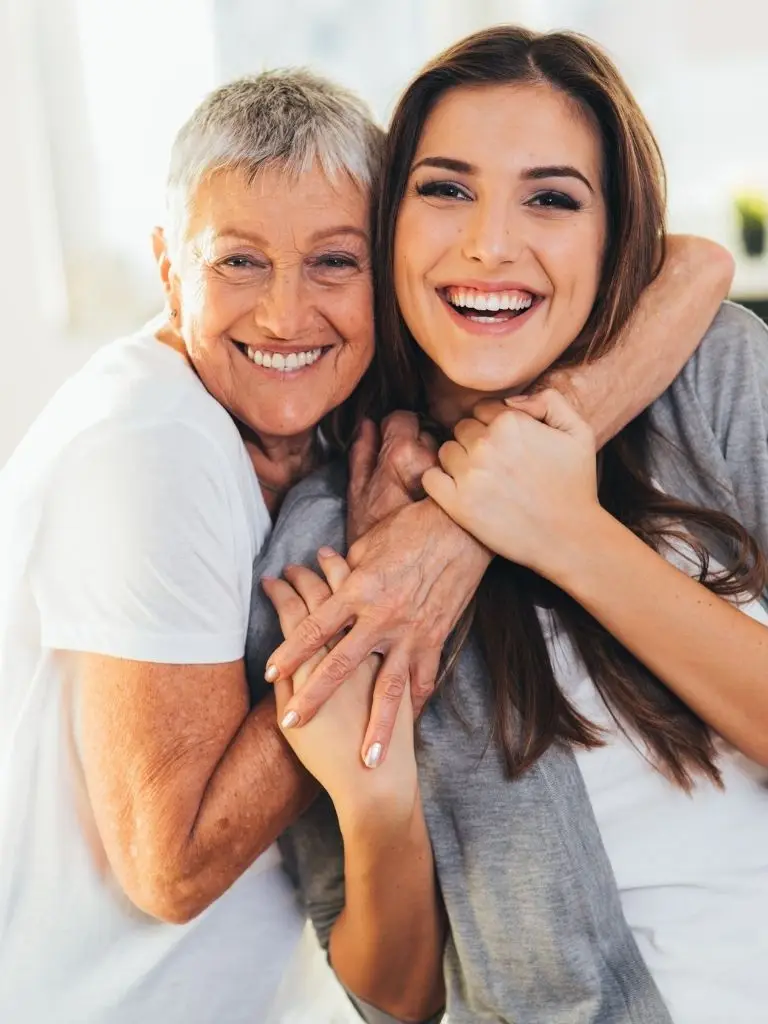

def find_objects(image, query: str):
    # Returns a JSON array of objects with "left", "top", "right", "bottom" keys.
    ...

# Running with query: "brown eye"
[{"left": 527, "top": 190, "right": 581, "bottom": 211}]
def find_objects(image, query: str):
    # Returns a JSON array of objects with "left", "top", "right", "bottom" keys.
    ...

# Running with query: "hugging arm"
[
  {"left": 32, "top": 427, "right": 316, "bottom": 923},
  {"left": 265, "top": 235, "right": 734, "bottom": 758},
  {"left": 541, "top": 234, "right": 734, "bottom": 445}
]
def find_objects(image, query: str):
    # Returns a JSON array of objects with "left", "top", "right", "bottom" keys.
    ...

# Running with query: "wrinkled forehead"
[{"left": 179, "top": 161, "right": 372, "bottom": 251}]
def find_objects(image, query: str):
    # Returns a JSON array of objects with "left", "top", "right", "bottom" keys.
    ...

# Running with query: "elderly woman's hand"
[
  {"left": 264, "top": 412, "right": 491, "bottom": 768},
  {"left": 264, "top": 554, "right": 418, "bottom": 815},
  {"left": 345, "top": 413, "right": 437, "bottom": 543}
]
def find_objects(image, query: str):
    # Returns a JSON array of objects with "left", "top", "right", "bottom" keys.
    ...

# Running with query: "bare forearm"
[
  {"left": 555, "top": 509, "right": 768, "bottom": 765},
  {"left": 548, "top": 236, "right": 734, "bottom": 446},
  {"left": 330, "top": 801, "right": 445, "bottom": 1022},
  {"left": 178, "top": 695, "right": 317, "bottom": 905}
]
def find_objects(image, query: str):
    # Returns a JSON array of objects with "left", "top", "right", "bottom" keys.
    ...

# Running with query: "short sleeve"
[{"left": 31, "top": 421, "right": 248, "bottom": 664}]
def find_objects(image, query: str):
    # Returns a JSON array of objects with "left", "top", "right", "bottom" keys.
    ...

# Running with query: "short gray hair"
[{"left": 166, "top": 69, "right": 384, "bottom": 248}]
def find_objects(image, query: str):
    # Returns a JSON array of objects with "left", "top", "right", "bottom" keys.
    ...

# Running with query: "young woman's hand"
[
  {"left": 263, "top": 551, "right": 419, "bottom": 829},
  {"left": 422, "top": 389, "right": 601, "bottom": 582}
]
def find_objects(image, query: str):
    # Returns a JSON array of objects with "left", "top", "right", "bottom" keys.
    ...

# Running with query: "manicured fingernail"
[
  {"left": 364, "top": 742, "right": 382, "bottom": 769},
  {"left": 318, "top": 546, "right": 337, "bottom": 558},
  {"left": 265, "top": 664, "right": 279, "bottom": 683},
  {"left": 281, "top": 710, "right": 299, "bottom": 729}
]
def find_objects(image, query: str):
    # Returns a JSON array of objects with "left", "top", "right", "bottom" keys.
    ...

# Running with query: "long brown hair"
[{"left": 372, "top": 25, "right": 767, "bottom": 789}]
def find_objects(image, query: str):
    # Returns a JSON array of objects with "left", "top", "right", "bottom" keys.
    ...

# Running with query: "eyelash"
[
  {"left": 414, "top": 180, "right": 582, "bottom": 211},
  {"left": 309, "top": 253, "right": 360, "bottom": 270},
  {"left": 416, "top": 180, "right": 471, "bottom": 201},
  {"left": 221, "top": 255, "right": 263, "bottom": 270},
  {"left": 528, "top": 190, "right": 582, "bottom": 211},
  {"left": 220, "top": 254, "right": 359, "bottom": 271}
]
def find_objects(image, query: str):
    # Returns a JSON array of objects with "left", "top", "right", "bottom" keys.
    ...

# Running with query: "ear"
[{"left": 151, "top": 226, "right": 181, "bottom": 313}]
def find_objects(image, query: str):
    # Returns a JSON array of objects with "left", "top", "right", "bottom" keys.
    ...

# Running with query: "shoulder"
[
  {"left": 675, "top": 301, "right": 768, "bottom": 395},
  {"left": 652, "top": 301, "right": 768, "bottom": 430}
]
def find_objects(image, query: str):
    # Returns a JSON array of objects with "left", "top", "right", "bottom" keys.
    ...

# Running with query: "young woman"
[{"left": 261, "top": 25, "right": 768, "bottom": 1024}]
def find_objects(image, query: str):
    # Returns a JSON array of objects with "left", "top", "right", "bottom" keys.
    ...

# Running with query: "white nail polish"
[
  {"left": 265, "top": 664, "right": 279, "bottom": 683},
  {"left": 364, "top": 742, "right": 382, "bottom": 768},
  {"left": 281, "top": 710, "right": 299, "bottom": 729}
]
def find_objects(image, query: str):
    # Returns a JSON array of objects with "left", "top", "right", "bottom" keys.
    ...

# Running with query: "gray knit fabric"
[{"left": 245, "top": 302, "right": 768, "bottom": 1023}]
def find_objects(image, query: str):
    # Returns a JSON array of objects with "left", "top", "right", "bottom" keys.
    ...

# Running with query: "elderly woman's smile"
[{"left": 162, "top": 161, "right": 375, "bottom": 441}]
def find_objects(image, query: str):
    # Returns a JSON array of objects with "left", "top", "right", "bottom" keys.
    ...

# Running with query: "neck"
[
  {"left": 240, "top": 425, "right": 319, "bottom": 514},
  {"left": 427, "top": 365, "right": 523, "bottom": 429}
]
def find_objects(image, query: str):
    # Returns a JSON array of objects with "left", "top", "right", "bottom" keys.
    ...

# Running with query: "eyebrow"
[
  {"left": 308, "top": 225, "right": 369, "bottom": 244},
  {"left": 411, "top": 156, "right": 595, "bottom": 193}
]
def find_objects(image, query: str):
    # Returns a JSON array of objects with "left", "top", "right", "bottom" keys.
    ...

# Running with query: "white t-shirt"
[
  {"left": 0, "top": 326, "right": 308, "bottom": 1023},
  {"left": 547, "top": 572, "right": 768, "bottom": 1024}
]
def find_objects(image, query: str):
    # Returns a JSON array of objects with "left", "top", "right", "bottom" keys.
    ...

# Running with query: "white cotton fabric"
[{"left": 0, "top": 325, "right": 308, "bottom": 1023}]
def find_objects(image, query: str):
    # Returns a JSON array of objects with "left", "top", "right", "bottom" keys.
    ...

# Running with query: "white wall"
[{"left": 0, "top": 0, "right": 99, "bottom": 466}]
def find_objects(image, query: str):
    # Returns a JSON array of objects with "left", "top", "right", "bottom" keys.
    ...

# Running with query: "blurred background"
[{"left": 2, "top": 0, "right": 768, "bottom": 466}]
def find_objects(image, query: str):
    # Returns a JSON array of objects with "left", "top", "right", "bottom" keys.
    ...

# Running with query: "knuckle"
[
  {"left": 325, "top": 648, "right": 355, "bottom": 682},
  {"left": 376, "top": 675, "right": 407, "bottom": 703},
  {"left": 296, "top": 616, "right": 326, "bottom": 649}
]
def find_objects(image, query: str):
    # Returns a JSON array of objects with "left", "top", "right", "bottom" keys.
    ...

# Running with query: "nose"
[
  {"left": 254, "top": 267, "right": 312, "bottom": 340},
  {"left": 461, "top": 196, "right": 524, "bottom": 270}
]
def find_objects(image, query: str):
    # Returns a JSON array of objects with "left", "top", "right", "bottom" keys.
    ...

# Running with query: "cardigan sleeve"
[{"left": 648, "top": 300, "right": 768, "bottom": 552}]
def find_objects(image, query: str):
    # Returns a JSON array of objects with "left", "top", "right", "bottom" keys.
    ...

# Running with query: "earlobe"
[{"left": 151, "top": 226, "right": 182, "bottom": 321}]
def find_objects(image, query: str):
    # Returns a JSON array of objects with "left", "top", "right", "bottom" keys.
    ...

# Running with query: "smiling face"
[
  {"left": 393, "top": 81, "right": 607, "bottom": 417},
  {"left": 162, "top": 162, "right": 375, "bottom": 442}
]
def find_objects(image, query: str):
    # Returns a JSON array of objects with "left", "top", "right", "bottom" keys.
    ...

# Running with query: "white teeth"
[
  {"left": 245, "top": 346, "right": 325, "bottom": 372},
  {"left": 446, "top": 287, "right": 534, "bottom": 313}
]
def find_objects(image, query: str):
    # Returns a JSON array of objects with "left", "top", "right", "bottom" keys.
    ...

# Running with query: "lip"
[
  {"left": 439, "top": 291, "right": 543, "bottom": 336},
  {"left": 438, "top": 279, "right": 540, "bottom": 294}
]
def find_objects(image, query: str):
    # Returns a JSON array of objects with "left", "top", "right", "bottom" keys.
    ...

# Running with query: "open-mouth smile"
[
  {"left": 439, "top": 286, "right": 543, "bottom": 333},
  {"left": 233, "top": 342, "right": 332, "bottom": 373}
]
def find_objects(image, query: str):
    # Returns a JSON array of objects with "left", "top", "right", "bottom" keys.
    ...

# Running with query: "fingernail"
[
  {"left": 265, "top": 664, "right": 279, "bottom": 683},
  {"left": 280, "top": 710, "right": 299, "bottom": 729},
  {"left": 260, "top": 575, "right": 276, "bottom": 583},
  {"left": 318, "top": 546, "right": 337, "bottom": 558},
  {"left": 363, "top": 742, "right": 382, "bottom": 769}
]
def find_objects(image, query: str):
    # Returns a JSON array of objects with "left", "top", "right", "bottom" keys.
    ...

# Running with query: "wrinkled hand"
[
  {"left": 264, "top": 497, "right": 491, "bottom": 768},
  {"left": 422, "top": 390, "right": 599, "bottom": 581},
  {"left": 346, "top": 413, "right": 438, "bottom": 544},
  {"left": 264, "top": 553, "right": 418, "bottom": 824}
]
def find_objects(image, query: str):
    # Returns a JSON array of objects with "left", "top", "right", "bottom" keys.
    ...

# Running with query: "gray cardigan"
[{"left": 245, "top": 302, "right": 768, "bottom": 1024}]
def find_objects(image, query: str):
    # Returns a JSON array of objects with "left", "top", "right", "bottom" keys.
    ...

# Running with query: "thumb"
[
  {"left": 421, "top": 465, "right": 458, "bottom": 515},
  {"left": 505, "top": 389, "right": 591, "bottom": 439}
]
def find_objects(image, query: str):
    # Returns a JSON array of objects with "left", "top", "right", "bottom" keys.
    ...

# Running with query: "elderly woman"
[{"left": 0, "top": 69, "right": 732, "bottom": 1022}]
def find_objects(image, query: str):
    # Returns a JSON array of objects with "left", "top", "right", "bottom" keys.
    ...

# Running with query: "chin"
[{"left": 443, "top": 361, "right": 530, "bottom": 395}]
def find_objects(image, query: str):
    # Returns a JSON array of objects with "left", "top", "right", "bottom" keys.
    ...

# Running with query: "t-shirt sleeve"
[{"left": 31, "top": 421, "right": 248, "bottom": 664}]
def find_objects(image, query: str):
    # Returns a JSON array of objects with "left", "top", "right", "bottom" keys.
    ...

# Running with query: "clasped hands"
[{"left": 264, "top": 390, "right": 599, "bottom": 768}]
